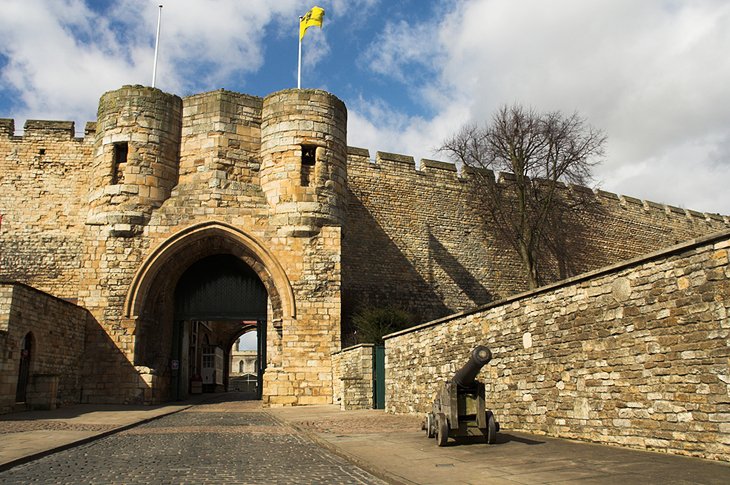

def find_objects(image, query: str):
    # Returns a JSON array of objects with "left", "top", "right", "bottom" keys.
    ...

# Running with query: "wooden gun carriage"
[{"left": 425, "top": 345, "right": 499, "bottom": 446}]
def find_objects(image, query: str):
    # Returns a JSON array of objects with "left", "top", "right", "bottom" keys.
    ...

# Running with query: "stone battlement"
[
  {"left": 346, "top": 146, "right": 730, "bottom": 225},
  {"left": 0, "top": 118, "right": 95, "bottom": 140},
  {"left": 2, "top": 83, "right": 730, "bottom": 417},
  {"left": 3, "top": 96, "right": 726, "bottom": 230}
]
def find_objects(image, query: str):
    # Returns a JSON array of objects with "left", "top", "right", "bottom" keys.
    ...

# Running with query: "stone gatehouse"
[{"left": 1, "top": 85, "right": 728, "bottom": 412}]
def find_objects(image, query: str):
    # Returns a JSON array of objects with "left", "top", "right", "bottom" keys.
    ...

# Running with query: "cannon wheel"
[
  {"left": 484, "top": 410, "right": 497, "bottom": 444},
  {"left": 436, "top": 413, "right": 449, "bottom": 447},
  {"left": 426, "top": 413, "right": 436, "bottom": 438}
]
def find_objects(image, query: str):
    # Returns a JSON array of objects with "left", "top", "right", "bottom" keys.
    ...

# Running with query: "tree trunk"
[{"left": 518, "top": 238, "right": 538, "bottom": 290}]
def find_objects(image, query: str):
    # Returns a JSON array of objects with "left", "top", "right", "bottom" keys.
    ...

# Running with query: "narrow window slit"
[
  {"left": 301, "top": 145, "right": 316, "bottom": 187},
  {"left": 112, "top": 142, "right": 128, "bottom": 184}
]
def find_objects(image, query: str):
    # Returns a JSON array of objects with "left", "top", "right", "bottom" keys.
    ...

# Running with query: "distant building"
[{"left": 230, "top": 341, "right": 257, "bottom": 376}]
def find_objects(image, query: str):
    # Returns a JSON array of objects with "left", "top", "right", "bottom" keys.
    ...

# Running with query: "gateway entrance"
[{"left": 171, "top": 254, "right": 268, "bottom": 400}]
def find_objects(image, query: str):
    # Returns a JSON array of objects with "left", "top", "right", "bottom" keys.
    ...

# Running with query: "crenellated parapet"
[
  {"left": 0, "top": 118, "right": 95, "bottom": 142},
  {"left": 596, "top": 190, "right": 730, "bottom": 226},
  {"left": 0, "top": 119, "right": 13, "bottom": 136},
  {"left": 346, "top": 146, "right": 730, "bottom": 228}
]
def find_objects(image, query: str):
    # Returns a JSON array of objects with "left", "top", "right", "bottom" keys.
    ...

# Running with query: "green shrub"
[{"left": 352, "top": 306, "right": 413, "bottom": 345}]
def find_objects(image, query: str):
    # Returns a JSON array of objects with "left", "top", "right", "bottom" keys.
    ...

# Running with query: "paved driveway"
[{"left": 0, "top": 397, "right": 385, "bottom": 485}]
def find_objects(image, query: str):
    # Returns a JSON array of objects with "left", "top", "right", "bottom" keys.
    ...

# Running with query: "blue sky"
[{"left": 2, "top": 0, "right": 730, "bottom": 214}]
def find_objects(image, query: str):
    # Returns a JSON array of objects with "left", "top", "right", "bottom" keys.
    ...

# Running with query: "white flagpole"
[
  {"left": 152, "top": 5, "right": 163, "bottom": 88},
  {"left": 297, "top": 16, "right": 303, "bottom": 89}
]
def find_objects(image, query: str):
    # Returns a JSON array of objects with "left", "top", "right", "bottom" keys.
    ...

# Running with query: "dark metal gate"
[
  {"left": 373, "top": 345, "right": 385, "bottom": 409},
  {"left": 174, "top": 255, "right": 267, "bottom": 321},
  {"left": 256, "top": 320, "right": 267, "bottom": 399}
]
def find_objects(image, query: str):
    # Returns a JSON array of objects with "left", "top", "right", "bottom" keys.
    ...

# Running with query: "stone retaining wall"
[
  {"left": 384, "top": 230, "right": 730, "bottom": 461},
  {"left": 332, "top": 344, "right": 374, "bottom": 410},
  {"left": 0, "top": 283, "right": 90, "bottom": 414}
]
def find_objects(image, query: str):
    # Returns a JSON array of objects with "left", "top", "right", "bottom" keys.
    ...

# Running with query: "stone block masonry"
[
  {"left": 0, "top": 119, "right": 94, "bottom": 299},
  {"left": 343, "top": 148, "right": 730, "bottom": 329},
  {"left": 384, "top": 229, "right": 730, "bottom": 462},
  {"left": 0, "top": 283, "right": 90, "bottom": 414},
  {"left": 1, "top": 83, "right": 729, "bottom": 413},
  {"left": 2, "top": 86, "right": 349, "bottom": 408},
  {"left": 331, "top": 344, "right": 375, "bottom": 410}
]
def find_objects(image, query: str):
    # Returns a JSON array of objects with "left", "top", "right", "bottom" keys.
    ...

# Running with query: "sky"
[
  {"left": 1, "top": 0, "right": 729, "bottom": 214},
  {"left": 237, "top": 331, "right": 256, "bottom": 352}
]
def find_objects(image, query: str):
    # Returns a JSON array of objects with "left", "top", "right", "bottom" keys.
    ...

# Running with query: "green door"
[{"left": 373, "top": 345, "right": 385, "bottom": 409}]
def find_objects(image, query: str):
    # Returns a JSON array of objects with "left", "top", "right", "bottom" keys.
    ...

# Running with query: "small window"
[
  {"left": 38, "top": 148, "right": 46, "bottom": 156},
  {"left": 301, "top": 145, "right": 317, "bottom": 187},
  {"left": 111, "top": 142, "right": 128, "bottom": 184}
]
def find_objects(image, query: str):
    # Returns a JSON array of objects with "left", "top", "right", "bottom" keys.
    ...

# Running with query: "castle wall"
[
  {"left": 0, "top": 120, "right": 93, "bottom": 298},
  {"left": 72, "top": 87, "right": 345, "bottom": 407},
  {"left": 1, "top": 84, "right": 729, "bottom": 411},
  {"left": 331, "top": 343, "right": 375, "bottom": 410},
  {"left": 343, "top": 151, "right": 516, "bottom": 327},
  {"left": 384, "top": 229, "right": 730, "bottom": 462},
  {"left": 0, "top": 283, "right": 90, "bottom": 414},
  {"left": 343, "top": 149, "right": 730, "bottom": 328}
]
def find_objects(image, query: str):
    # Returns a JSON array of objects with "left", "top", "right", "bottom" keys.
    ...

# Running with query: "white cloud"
[
  {"left": 354, "top": 0, "right": 730, "bottom": 214},
  {"left": 348, "top": 94, "right": 471, "bottom": 166},
  {"left": 2, "top": 0, "right": 728, "bottom": 214},
  {"left": 0, "top": 0, "right": 382, "bottom": 130},
  {"left": 361, "top": 20, "right": 442, "bottom": 83},
  {"left": 0, "top": 0, "right": 308, "bottom": 128},
  {"left": 0, "top": 0, "right": 144, "bottom": 124}
]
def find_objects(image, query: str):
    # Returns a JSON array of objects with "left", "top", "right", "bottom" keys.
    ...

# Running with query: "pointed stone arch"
[{"left": 124, "top": 221, "right": 295, "bottom": 323}]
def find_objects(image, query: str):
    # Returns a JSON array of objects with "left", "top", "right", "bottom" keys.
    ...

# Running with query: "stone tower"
[
  {"left": 260, "top": 89, "right": 347, "bottom": 236},
  {"left": 87, "top": 85, "right": 182, "bottom": 236}
]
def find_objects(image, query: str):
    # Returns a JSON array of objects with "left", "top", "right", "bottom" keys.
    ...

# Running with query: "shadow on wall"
[
  {"left": 538, "top": 191, "right": 608, "bottom": 283},
  {"left": 0, "top": 283, "right": 152, "bottom": 414},
  {"left": 82, "top": 314, "right": 156, "bottom": 406},
  {"left": 342, "top": 195, "right": 452, "bottom": 340},
  {"left": 426, "top": 227, "right": 492, "bottom": 306}
]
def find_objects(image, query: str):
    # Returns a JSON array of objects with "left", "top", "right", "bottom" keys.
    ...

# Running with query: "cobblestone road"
[{"left": 0, "top": 396, "right": 387, "bottom": 485}]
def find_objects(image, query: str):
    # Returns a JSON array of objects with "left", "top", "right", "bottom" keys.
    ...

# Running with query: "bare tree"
[{"left": 439, "top": 104, "right": 606, "bottom": 289}]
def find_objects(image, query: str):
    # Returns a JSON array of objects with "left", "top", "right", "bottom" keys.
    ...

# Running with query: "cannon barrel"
[{"left": 451, "top": 345, "right": 492, "bottom": 387}]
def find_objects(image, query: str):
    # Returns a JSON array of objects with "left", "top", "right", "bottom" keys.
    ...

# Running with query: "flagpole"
[
  {"left": 297, "top": 16, "right": 303, "bottom": 89},
  {"left": 152, "top": 4, "right": 163, "bottom": 88}
]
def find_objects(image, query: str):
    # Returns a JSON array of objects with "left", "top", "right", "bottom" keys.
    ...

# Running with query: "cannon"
[{"left": 424, "top": 345, "right": 499, "bottom": 446}]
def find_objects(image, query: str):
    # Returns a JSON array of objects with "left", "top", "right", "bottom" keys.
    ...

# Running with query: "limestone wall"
[
  {"left": 0, "top": 283, "right": 90, "bottom": 414},
  {"left": 384, "top": 229, "right": 730, "bottom": 461},
  {"left": 2, "top": 85, "right": 730, "bottom": 410},
  {"left": 332, "top": 344, "right": 374, "bottom": 410},
  {"left": 72, "top": 88, "right": 344, "bottom": 407},
  {"left": 0, "top": 120, "right": 94, "bottom": 298},
  {"left": 343, "top": 148, "right": 730, "bottom": 327}
]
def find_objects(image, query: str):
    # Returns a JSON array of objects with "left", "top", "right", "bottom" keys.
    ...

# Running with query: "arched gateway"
[{"left": 124, "top": 221, "right": 296, "bottom": 402}]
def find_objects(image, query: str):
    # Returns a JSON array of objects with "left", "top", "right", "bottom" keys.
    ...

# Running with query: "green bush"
[{"left": 352, "top": 306, "right": 413, "bottom": 345}]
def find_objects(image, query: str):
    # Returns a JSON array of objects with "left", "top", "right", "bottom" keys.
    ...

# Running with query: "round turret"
[
  {"left": 87, "top": 85, "right": 182, "bottom": 236},
  {"left": 260, "top": 89, "right": 347, "bottom": 236}
]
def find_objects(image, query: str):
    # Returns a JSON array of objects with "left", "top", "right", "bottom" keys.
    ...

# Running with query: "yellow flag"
[{"left": 299, "top": 6, "right": 325, "bottom": 41}]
